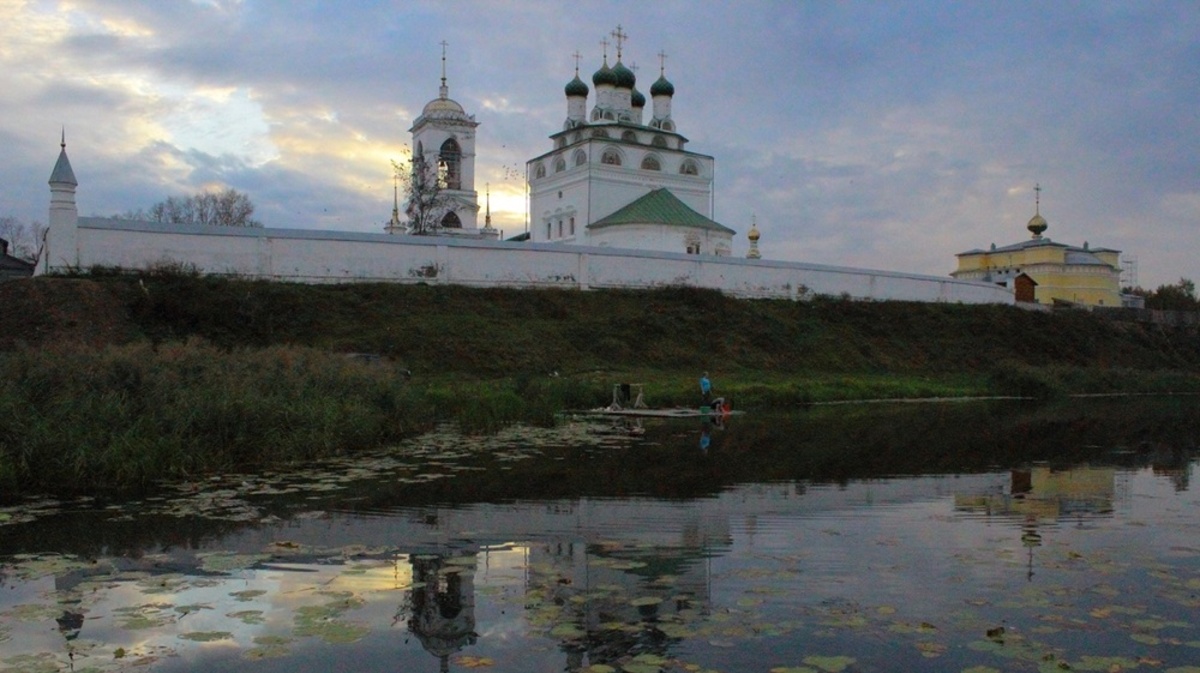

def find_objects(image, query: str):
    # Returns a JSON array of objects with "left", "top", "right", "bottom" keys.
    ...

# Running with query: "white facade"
[{"left": 528, "top": 47, "right": 730, "bottom": 256}]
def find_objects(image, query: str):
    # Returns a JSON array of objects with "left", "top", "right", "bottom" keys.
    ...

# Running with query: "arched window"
[
  {"left": 661, "top": 120, "right": 675, "bottom": 132},
  {"left": 651, "top": 135, "right": 667, "bottom": 148},
  {"left": 441, "top": 211, "right": 462, "bottom": 229},
  {"left": 573, "top": 149, "right": 587, "bottom": 166},
  {"left": 439, "top": 139, "right": 462, "bottom": 190},
  {"left": 590, "top": 128, "right": 609, "bottom": 139},
  {"left": 601, "top": 148, "right": 622, "bottom": 166},
  {"left": 535, "top": 162, "right": 546, "bottom": 179},
  {"left": 621, "top": 130, "right": 638, "bottom": 143},
  {"left": 680, "top": 159, "right": 699, "bottom": 175},
  {"left": 555, "top": 137, "right": 566, "bottom": 149},
  {"left": 641, "top": 155, "right": 661, "bottom": 171},
  {"left": 554, "top": 156, "right": 566, "bottom": 172}
]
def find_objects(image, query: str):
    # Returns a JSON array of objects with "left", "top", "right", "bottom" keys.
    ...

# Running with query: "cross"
[
  {"left": 658, "top": 50, "right": 668, "bottom": 75},
  {"left": 440, "top": 40, "right": 449, "bottom": 85},
  {"left": 572, "top": 50, "right": 582, "bottom": 74},
  {"left": 1034, "top": 183, "right": 1041, "bottom": 213},
  {"left": 611, "top": 25, "right": 627, "bottom": 59},
  {"left": 600, "top": 37, "right": 609, "bottom": 61}
]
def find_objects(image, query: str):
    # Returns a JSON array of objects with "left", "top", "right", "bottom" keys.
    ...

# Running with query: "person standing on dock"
[{"left": 700, "top": 371, "right": 712, "bottom": 407}]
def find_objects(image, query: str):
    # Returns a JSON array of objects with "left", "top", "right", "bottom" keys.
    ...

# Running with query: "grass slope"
[{"left": 1, "top": 271, "right": 1198, "bottom": 496}]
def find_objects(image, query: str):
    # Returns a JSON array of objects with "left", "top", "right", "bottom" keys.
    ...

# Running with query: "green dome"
[
  {"left": 631, "top": 87, "right": 646, "bottom": 108},
  {"left": 612, "top": 60, "right": 635, "bottom": 89},
  {"left": 650, "top": 75, "right": 674, "bottom": 97},
  {"left": 593, "top": 61, "right": 617, "bottom": 87},
  {"left": 565, "top": 75, "right": 589, "bottom": 98}
]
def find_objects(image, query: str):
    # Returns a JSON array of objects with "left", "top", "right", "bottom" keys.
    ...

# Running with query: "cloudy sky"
[{"left": 1, "top": 0, "right": 1196, "bottom": 288}]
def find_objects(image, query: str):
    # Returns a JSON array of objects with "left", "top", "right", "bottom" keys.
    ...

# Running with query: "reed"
[{"left": 0, "top": 340, "right": 431, "bottom": 494}]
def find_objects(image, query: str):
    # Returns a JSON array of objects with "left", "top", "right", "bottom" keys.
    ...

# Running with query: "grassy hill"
[{"left": 1, "top": 271, "right": 1198, "bottom": 496}]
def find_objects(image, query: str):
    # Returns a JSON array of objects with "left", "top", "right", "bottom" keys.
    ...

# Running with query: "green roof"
[{"left": 588, "top": 188, "right": 735, "bottom": 234}]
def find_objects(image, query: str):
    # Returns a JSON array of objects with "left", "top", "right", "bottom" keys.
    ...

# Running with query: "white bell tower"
[{"left": 408, "top": 41, "right": 480, "bottom": 232}]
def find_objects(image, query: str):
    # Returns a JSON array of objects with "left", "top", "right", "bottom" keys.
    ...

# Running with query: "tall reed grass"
[{"left": 0, "top": 340, "right": 431, "bottom": 494}]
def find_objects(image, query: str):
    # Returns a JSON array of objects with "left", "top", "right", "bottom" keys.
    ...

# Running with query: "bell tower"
[{"left": 408, "top": 41, "right": 480, "bottom": 231}]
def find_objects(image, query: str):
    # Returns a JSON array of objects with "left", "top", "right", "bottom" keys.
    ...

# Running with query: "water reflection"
[{"left": 1, "top": 397, "right": 1199, "bottom": 672}]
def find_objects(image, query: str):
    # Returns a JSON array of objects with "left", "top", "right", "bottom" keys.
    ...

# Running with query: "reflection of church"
[
  {"left": 954, "top": 465, "right": 1117, "bottom": 520},
  {"left": 391, "top": 27, "right": 737, "bottom": 256},
  {"left": 401, "top": 554, "right": 478, "bottom": 673},
  {"left": 954, "top": 466, "right": 1118, "bottom": 580}
]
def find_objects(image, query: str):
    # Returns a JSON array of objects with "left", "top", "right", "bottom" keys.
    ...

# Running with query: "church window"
[
  {"left": 569, "top": 217, "right": 575, "bottom": 235},
  {"left": 439, "top": 139, "right": 462, "bottom": 190},
  {"left": 441, "top": 211, "right": 462, "bottom": 229},
  {"left": 558, "top": 220, "right": 563, "bottom": 238},
  {"left": 546, "top": 222, "right": 552, "bottom": 239},
  {"left": 554, "top": 157, "right": 566, "bottom": 172},
  {"left": 573, "top": 132, "right": 583, "bottom": 144},
  {"left": 686, "top": 242, "right": 700, "bottom": 255},
  {"left": 641, "top": 155, "right": 661, "bottom": 171},
  {"left": 591, "top": 109, "right": 602, "bottom": 121},
  {"left": 555, "top": 137, "right": 566, "bottom": 149},
  {"left": 680, "top": 159, "right": 699, "bottom": 175},
  {"left": 622, "top": 130, "right": 638, "bottom": 143},
  {"left": 591, "top": 128, "right": 609, "bottom": 138},
  {"left": 601, "top": 148, "right": 622, "bottom": 166},
  {"left": 662, "top": 120, "right": 675, "bottom": 131},
  {"left": 573, "top": 149, "right": 587, "bottom": 166},
  {"left": 651, "top": 135, "right": 667, "bottom": 148},
  {"left": 535, "top": 162, "right": 546, "bottom": 179},
  {"left": 604, "top": 110, "right": 616, "bottom": 121}
]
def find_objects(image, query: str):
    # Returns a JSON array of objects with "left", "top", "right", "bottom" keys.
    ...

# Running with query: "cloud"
[{"left": 0, "top": 0, "right": 1197, "bottom": 288}]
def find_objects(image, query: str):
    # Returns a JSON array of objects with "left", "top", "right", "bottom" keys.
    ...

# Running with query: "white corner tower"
[{"left": 43, "top": 129, "right": 79, "bottom": 274}]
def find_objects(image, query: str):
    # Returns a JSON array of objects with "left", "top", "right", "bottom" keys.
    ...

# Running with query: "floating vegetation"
[{"left": 3, "top": 404, "right": 1200, "bottom": 672}]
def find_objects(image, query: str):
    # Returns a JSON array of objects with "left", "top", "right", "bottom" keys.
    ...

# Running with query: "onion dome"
[
  {"left": 1027, "top": 212, "right": 1048, "bottom": 238},
  {"left": 650, "top": 74, "right": 674, "bottom": 97},
  {"left": 593, "top": 59, "right": 617, "bottom": 87},
  {"left": 631, "top": 87, "right": 646, "bottom": 108},
  {"left": 611, "top": 59, "right": 635, "bottom": 89},
  {"left": 565, "top": 74, "right": 590, "bottom": 98}
]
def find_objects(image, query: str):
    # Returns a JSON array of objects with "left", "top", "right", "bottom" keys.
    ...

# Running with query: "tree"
[
  {"left": 0, "top": 215, "right": 47, "bottom": 264},
  {"left": 392, "top": 153, "right": 454, "bottom": 235},
  {"left": 118, "top": 188, "right": 262, "bottom": 227},
  {"left": 1126, "top": 278, "right": 1200, "bottom": 311}
]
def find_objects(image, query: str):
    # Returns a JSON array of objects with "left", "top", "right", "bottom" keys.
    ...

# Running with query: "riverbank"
[{"left": 1, "top": 271, "right": 1198, "bottom": 496}]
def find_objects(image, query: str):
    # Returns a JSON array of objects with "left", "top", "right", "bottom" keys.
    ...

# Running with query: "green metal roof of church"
[{"left": 587, "top": 188, "right": 735, "bottom": 234}]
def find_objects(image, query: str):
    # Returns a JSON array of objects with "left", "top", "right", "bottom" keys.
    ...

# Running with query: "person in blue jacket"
[{"left": 700, "top": 371, "right": 712, "bottom": 406}]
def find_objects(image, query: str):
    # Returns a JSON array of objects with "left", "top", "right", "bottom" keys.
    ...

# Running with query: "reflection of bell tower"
[{"left": 404, "top": 554, "right": 477, "bottom": 672}]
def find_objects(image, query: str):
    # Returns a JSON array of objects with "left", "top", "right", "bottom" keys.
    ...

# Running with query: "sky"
[{"left": 1, "top": 0, "right": 1197, "bottom": 288}]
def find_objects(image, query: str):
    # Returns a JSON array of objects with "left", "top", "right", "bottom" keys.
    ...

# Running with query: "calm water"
[{"left": 2, "top": 398, "right": 1199, "bottom": 673}]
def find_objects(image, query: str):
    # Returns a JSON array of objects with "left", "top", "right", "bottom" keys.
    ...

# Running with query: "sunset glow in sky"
[{"left": 1, "top": 0, "right": 1196, "bottom": 287}]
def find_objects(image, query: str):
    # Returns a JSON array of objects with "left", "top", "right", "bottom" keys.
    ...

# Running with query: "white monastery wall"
[{"left": 54, "top": 217, "right": 1014, "bottom": 304}]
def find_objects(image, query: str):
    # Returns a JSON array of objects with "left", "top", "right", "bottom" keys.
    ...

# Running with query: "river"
[{"left": 1, "top": 397, "right": 1198, "bottom": 672}]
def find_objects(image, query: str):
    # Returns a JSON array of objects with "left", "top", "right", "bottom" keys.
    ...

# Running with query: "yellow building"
[{"left": 952, "top": 191, "right": 1122, "bottom": 307}]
